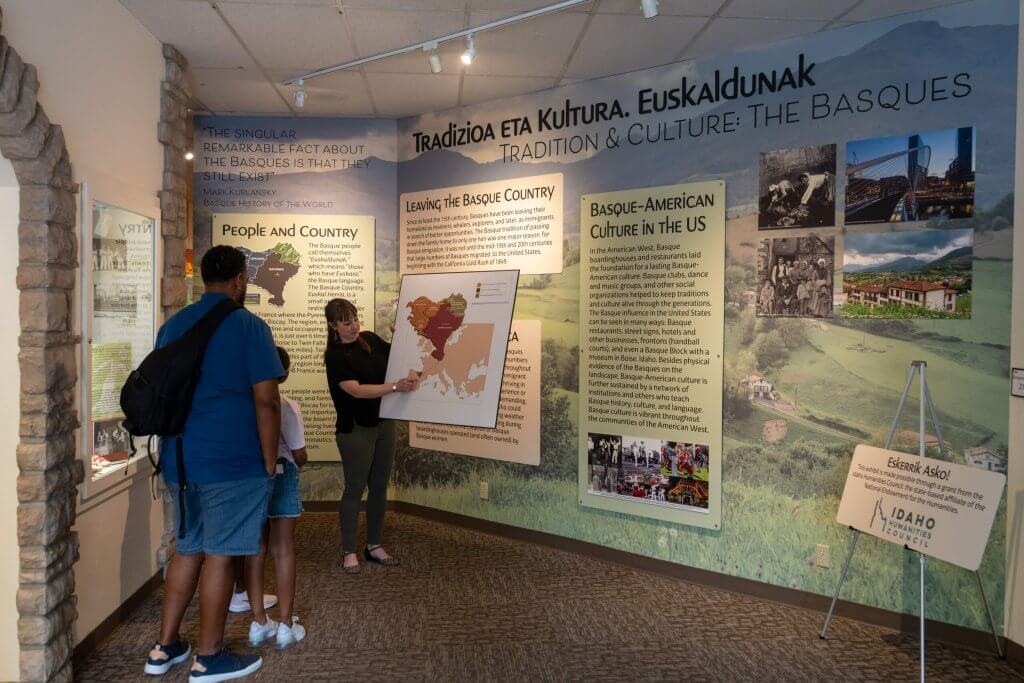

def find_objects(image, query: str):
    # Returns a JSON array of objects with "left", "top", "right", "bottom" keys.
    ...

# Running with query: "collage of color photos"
[
  {"left": 757, "top": 127, "right": 975, "bottom": 320},
  {"left": 587, "top": 433, "right": 710, "bottom": 510}
]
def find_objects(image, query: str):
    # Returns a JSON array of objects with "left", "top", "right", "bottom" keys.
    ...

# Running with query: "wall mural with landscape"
[
  {"left": 390, "top": 0, "right": 1018, "bottom": 632},
  {"left": 191, "top": 0, "right": 1019, "bottom": 635}
]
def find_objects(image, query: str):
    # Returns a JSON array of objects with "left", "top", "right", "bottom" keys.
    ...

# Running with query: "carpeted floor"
[{"left": 75, "top": 511, "right": 1020, "bottom": 682}]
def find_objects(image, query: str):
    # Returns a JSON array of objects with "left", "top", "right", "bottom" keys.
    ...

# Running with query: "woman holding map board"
[{"left": 324, "top": 298, "right": 418, "bottom": 574}]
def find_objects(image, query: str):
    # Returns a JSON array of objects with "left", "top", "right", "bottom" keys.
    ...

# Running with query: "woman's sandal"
[
  {"left": 364, "top": 545, "right": 400, "bottom": 567},
  {"left": 342, "top": 552, "right": 361, "bottom": 574}
]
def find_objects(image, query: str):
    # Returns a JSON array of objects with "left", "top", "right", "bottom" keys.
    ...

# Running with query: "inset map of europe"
[
  {"left": 407, "top": 293, "right": 493, "bottom": 400},
  {"left": 238, "top": 243, "right": 301, "bottom": 307}
]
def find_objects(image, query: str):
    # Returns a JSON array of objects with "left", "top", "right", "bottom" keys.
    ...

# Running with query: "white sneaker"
[
  {"left": 247, "top": 617, "right": 279, "bottom": 646},
  {"left": 275, "top": 617, "right": 306, "bottom": 650},
  {"left": 229, "top": 592, "right": 278, "bottom": 614}
]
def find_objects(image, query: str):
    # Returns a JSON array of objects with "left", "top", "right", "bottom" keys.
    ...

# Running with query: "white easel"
[{"left": 818, "top": 361, "right": 1003, "bottom": 681}]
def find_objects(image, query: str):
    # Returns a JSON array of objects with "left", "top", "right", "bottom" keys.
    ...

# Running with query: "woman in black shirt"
[{"left": 324, "top": 298, "right": 417, "bottom": 574}]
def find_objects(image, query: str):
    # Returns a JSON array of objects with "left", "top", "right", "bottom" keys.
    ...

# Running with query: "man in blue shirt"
[{"left": 144, "top": 246, "right": 284, "bottom": 682}]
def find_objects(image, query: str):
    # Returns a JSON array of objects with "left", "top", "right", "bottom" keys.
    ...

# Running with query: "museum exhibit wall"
[
  {"left": 390, "top": 0, "right": 1019, "bottom": 633},
  {"left": 0, "top": 0, "right": 167, "bottom": 646},
  {"left": 1005, "top": 0, "right": 1024, "bottom": 648},
  {"left": 0, "top": 157, "right": 21, "bottom": 681},
  {"left": 187, "top": 0, "right": 1024, "bottom": 637}
]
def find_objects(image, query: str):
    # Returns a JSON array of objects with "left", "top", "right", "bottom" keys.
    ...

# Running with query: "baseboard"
[
  {"left": 387, "top": 500, "right": 1010, "bottom": 659},
  {"left": 1006, "top": 638, "right": 1024, "bottom": 672},
  {"left": 72, "top": 570, "right": 164, "bottom": 666}
]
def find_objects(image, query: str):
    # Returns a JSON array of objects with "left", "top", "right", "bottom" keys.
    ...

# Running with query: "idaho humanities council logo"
[{"left": 871, "top": 497, "right": 935, "bottom": 549}]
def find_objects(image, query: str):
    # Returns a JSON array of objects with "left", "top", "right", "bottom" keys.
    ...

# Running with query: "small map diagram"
[
  {"left": 407, "top": 293, "right": 493, "bottom": 400},
  {"left": 381, "top": 269, "right": 518, "bottom": 428},
  {"left": 238, "top": 243, "right": 301, "bottom": 307}
]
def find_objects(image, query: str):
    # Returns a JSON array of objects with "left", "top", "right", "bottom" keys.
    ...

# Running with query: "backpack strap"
[{"left": 176, "top": 435, "right": 187, "bottom": 539}]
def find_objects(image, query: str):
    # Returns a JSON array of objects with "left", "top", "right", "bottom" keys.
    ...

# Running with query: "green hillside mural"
[{"left": 388, "top": 0, "right": 1018, "bottom": 635}]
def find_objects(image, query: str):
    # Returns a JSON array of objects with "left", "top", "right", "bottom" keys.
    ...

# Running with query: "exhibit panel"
[
  {"left": 579, "top": 181, "right": 725, "bottom": 528},
  {"left": 393, "top": 0, "right": 1018, "bottom": 632},
  {"left": 80, "top": 194, "right": 160, "bottom": 497},
  {"left": 193, "top": 117, "right": 397, "bottom": 465}
]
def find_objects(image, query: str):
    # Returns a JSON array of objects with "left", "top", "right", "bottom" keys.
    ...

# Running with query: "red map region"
[
  {"left": 253, "top": 252, "right": 299, "bottom": 307},
  {"left": 422, "top": 301, "right": 464, "bottom": 361}
]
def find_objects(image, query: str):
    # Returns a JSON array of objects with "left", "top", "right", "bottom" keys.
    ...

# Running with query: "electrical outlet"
[
  {"left": 479, "top": 481, "right": 489, "bottom": 500},
  {"left": 815, "top": 543, "right": 831, "bottom": 568}
]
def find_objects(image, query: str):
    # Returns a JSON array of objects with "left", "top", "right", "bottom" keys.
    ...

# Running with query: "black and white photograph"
[
  {"left": 756, "top": 235, "right": 835, "bottom": 318},
  {"left": 620, "top": 437, "right": 662, "bottom": 470},
  {"left": 93, "top": 418, "right": 130, "bottom": 461},
  {"left": 586, "top": 432, "right": 622, "bottom": 467},
  {"left": 93, "top": 283, "right": 139, "bottom": 313},
  {"left": 92, "top": 237, "right": 129, "bottom": 272},
  {"left": 758, "top": 144, "right": 837, "bottom": 229}
]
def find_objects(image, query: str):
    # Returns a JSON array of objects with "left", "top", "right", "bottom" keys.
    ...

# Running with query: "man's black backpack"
[{"left": 120, "top": 297, "right": 240, "bottom": 537}]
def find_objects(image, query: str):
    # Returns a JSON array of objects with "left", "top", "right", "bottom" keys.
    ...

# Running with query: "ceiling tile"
[
  {"left": 362, "top": 40, "right": 465, "bottom": 75},
  {"left": 365, "top": 72, "right": 460, "bottom": 118},
  {"left": 340, "top": 0, "right": 465, "bottom": 9},
  {"left": 469, "top": 0, "right": 594, "bottom": 15},
  {"left": 566, "top": 13, "right": 705, "bottom": 80},
  {"left": 222, "top": 0, "right": 337, "bottom": 5},
  {"left": 268, "top": 69, "right": 375, "bottom": 116},
  {"left": 683, "top": 17, "right": 828, "bottom": 60},
  {"left": 467, "top": 10, "right": 590, "bottom": 77},
  {"left": 597, "top": 0, "right": 725, "bottom": 16},
  {"left": 219, "top": 3, "right": 357, "bottom": 70},
  {"left": 120, "top": 0, "right": 256, "bottom": 68},
  {"left": 722, "top": 0, "right": 858, "bottom": 21},
  {"left": 192, "top": 67, "right": 292, "bottom": 114},
  {"left": 843, "top": 0, "right": 964, "bottom": 22},
  {"left": 461, "top": 75, "right": 558, "bottom": 106},
  {"left": 344, "top": 8, "right": 467, "bottom": 56}
]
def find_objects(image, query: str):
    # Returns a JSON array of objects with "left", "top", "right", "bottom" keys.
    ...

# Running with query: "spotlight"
[
  {"left": 184, "top": 151, "right": 194, "bottom": 161},
  {"left": 294, "top": 79, "right": 305, "bottom": 108},
  {"left": 641, "top": 0, "right": 659, "bottom": 18},
  {"left": 461, "top": 34, "right": 475, "bottom": 66},
  {"left": 424, "top": 42, "right": 442, "bottom": 74}
]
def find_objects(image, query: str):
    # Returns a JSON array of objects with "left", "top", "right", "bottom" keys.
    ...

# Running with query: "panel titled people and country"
[
  {"left": 213, "top": 212, "right": 376, "bottom": 461},
  {"left": 380, "top": 270, "right": 519, "bottom": 428}
]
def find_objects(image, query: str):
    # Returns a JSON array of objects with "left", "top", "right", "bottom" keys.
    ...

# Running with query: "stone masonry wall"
[
  {"left": 156, "top": 45, "right": 191, "bottom": 567},
  {"left": 0, "top": 8, "right": 83, "bottom": 682}
]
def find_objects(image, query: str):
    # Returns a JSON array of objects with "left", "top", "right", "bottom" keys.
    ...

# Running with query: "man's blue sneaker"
[
  {"left": 144, "top": 640, "right": 191, "bottom": 675},
  {"left": 189, "top": 649, "right": 262, "bottom": 682}
]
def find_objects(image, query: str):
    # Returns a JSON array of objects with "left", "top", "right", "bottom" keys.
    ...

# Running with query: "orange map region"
[
  {"left": 418, "top": 323, "right": 493, "bottom": 398},
  {"left": 407, "top": 294, "right": 466, "bottom": 361}
]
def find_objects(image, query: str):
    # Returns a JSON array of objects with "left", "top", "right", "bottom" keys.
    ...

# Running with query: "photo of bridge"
[{"left": 845, "top": 127, "right": 975, "bottom": 224}]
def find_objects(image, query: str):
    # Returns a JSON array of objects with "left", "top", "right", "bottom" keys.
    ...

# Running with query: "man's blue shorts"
[{"left": 165, "top": 476, "right": 272, "bottom": 556}]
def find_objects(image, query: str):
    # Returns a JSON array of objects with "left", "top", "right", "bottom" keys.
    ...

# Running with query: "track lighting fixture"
[
  {"left": 461, "top": 34, "right": 475, "bottom": 66},
  {"left": 284, "top": 0, "right": 592, "bottom": 87},
  {"left": 424, "top": 42, "right": 442, "bottom": 74},
  {"left": 641, "top": 0, "right": 659, "bottom": 18},
  {"left": 294, "top": 79, "right": 305, "bottom": 108}
]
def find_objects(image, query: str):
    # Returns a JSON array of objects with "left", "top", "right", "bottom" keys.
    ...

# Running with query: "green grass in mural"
[
  {"left": 514, "top": 264, "right": 580, "bottom": 347},
  {"left": 397, "top": 471, "right": 1005, "bottom": 631},
  {"left": 799, "top": 325, "right": 1006, "bottom": 443},
  {"left": 838, "top": 302, "right": 969, "bottom": 319},
  {"left": 910, "top": 259, "right": 1010, "bottom": 346}
]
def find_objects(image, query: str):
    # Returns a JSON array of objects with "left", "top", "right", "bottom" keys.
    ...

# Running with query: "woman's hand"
[{"left": 394, "top": 376, "right": 418, "bottom": 392}]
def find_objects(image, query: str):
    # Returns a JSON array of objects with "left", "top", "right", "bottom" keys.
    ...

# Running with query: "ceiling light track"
[{"left": 282, "top": 0, "right": 591, "bottom": 85}]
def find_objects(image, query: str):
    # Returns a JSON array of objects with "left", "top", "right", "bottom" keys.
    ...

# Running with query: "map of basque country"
[
  {"left": 238, "top": 243, "right": 301, "bottom": 307},
  {"left": 407, "top": 293, "right": 493, "bottom": 399}
]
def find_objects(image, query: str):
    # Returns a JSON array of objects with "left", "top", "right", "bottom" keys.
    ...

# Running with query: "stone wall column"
[
  {"left": 155, "top": 45, "right": 191, "bottom": 569},
  {"left": 0, "top": 8, "right": 83, "bottom": 681}
]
